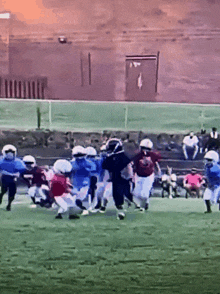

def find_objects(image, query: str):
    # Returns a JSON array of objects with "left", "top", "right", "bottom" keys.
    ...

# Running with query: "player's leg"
[
  {"left": 100, "top": 182, "right": 112, "bottom": 213},
  {"left": 54, "top": 196, "right": 68, "bottom": 219},
  {"left": 64, "top": 194, "right": 80, "bottom": 219},
  {"left": 132, "top": 176, "right": 144, "bottom": 210},
  {"left": 75, "top": 186, "right": 90, "bottom": 215},
  {"left": 88, "top": 176, "right": 97, "bottom": 209},
  {"left": 112, "top": 180, "right": 126, "bottom": 220},
  {"left": 141, "top": 174, "right": 154, "bottom": 211},
  {"left": 93, "top": 182, "right": 105, "bottom": 210},
  {"left": 0, "top": 180, "right": 8, "bottom": 204},
  {"left": 7, "top": 182, "right": 17, "bottom": 211},
  {"left": 203, "top": 188, "right": 212, "bottom": 213}
]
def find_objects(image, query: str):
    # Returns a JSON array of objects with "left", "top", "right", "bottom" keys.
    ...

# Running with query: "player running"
[
  {"left": 0, "top": 144, "right": 26, "bottom": 211},
  {"left": 132, "top": 138, "right": 161, "bottom": 212},
  {"left": 50, "top": 159, "right": 80, "bottom": 219},
  {"left": 102, "top": 138, "right": 135, "bottom": 220},
  {"left": 203, "top": 151, "right": 220, "bottom": 213},
  {"left": 70, "top": 145, "right": 96, "bottom": 215}
]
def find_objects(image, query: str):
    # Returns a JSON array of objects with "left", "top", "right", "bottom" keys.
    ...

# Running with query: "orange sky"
[{"left": 1, "top": 0, "right": 58, "bottom": 23}]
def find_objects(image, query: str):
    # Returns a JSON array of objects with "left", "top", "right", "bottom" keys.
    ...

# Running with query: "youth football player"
[
  {"left": 50, "top": 159, "right": 80, "bottom": 219},
  {"left": 70, "top": 145, "right": 96, "bottom": 215},
  {"left": 132, "top": 138, "right": 161, "bottom": 212},
  {"left": 203, "top": 151, "right": 220, "bottom": 213},
  {"left": 22, "top": 155, "right": 53, "bottom": 208},
  {"left": 102, "top": 138, "right": 134, "bottom": 220},
  {"left": 0, "top": 144, "right": 26, "bottom": 211}
]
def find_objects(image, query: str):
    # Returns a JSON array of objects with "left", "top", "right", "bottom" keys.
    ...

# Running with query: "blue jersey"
[
  {"left": 88, "top": 156, "right": 105, "bottom": 181},
  {"left": 0, "top": 156, "right": 26, "bottom": 183},
  {"left": 70, "top": 157, "right": 96, "bottom": 189},
  {"left": 205, "top": 163, "right": 220, "bottom": 188}
]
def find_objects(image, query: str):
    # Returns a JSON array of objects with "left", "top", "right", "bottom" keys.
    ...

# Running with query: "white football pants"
[
  {"left": 54, "top": 193, "right": 76, "bottom": 214},
  {"left": 133, "top": 173, "right": 155, "bottom": 204},
  {"left": 203, "top": 186, "right": 220, "bottom": 204}
]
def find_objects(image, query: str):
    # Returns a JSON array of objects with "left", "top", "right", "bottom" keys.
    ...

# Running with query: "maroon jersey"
[
  {"left": 50, "top": 174, "right": 71, "bottom": 198},
  {"left": 132, "top": 151, "right": 161, "bottom": 177},
  {"left": 22, "top": 166, "right": 48, "bottom": 187}
]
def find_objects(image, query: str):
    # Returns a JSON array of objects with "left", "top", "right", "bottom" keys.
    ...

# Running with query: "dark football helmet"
[{"left": 105, "top": 138, "right": 123, "bottom": 154}]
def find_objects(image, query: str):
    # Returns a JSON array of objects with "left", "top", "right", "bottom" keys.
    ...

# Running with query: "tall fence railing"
[
  {"left": 0, "top": 77, "right": 47, "bottom": 99},
  {"left": 0, "top": 98, "right": 220, "bottom": 133}
]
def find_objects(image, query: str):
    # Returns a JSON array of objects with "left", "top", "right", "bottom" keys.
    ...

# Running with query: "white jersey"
[{"left": 183, "top": 135, "right": 199, "bottom": 147}]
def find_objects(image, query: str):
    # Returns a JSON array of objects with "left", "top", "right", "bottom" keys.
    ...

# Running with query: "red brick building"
[{"left": 0, "top": 0, "right": 219, "bottom": 103}]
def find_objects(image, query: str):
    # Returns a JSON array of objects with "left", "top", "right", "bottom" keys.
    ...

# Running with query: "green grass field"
[
  {"left": 0, "top": 99, "right": 220, "bottom": 133},
  {"left": 1, "top": 194, "right": 220, "bottom": 294}
]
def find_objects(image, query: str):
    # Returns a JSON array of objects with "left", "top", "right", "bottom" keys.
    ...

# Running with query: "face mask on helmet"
[
  {"left": 23, "top": 155, "right": 36, "bottom": 170},
  {"left": 2, "top": 145, "right": 17, "bottom": 160},
  {"left": 4, "top": 151, "right": 15, "bottom": 160},
  {"left": 106, "top": 139, "right": 123, "bottom": 154},
  {"left": 204, "top": 151, "right": 219, "bottom": 166}
]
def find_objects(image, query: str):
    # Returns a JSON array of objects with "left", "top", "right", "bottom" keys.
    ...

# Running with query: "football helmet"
[
  {"left": 2, "top": 144, "right": 17, "bottom": 158},
  {"left": 72, "top": 145, "right": 86, "bottom": 157},
  {"left": 204, "top": 150, "right": 219, "bottom": 164},
  {"left": 85, "top": 146, "right": 97, "bottom": 157},
  {"left": 139, "top": 139, "right": 153, "bottom": 150},
  {"left": 53, "top": 159, "right": 72, "bottom": 174},
  {"left": 23, "top": 155, "right": 36, "bottom": 169},
  {"left": 105, "top": 138, "right": 123, "bottom": 154}
]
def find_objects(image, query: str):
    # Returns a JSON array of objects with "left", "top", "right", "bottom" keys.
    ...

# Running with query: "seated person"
[
  {"left": 161, "top": 166, "right": 178, "bottom": 199},
  {"left": 204, "top": 127, "right": 220, "bottom": 152},
  {"left": 183, "top": 168, "right": 205, "bottom": 198},
  {"left": 182, "top": 132, "right": 199, "bottom": 160}
]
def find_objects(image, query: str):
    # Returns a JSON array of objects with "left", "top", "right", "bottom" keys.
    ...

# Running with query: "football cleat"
[
  {"left": 81, "top": 210, "right": 89, "bottom": 216},
  {"left": 99, "top": 206, "right": 106, "bottom": 213},
  {"left": 117, "top": 212, "right": 125, "bottom": 220},
  {"left": 6, "top": 204, "right": 11, "bottom": 211},
  {"left": 55, "top": 213, "right": 63, "bottom": 219}
]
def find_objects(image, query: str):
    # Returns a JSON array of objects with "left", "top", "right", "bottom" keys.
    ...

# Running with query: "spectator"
[
  {"left": 161, "top": 166, "right": 178, "bottom": 199},
  {"left": 204, "top": 127, "right": 220, "bottom": 152},
  {"left": 183, "top": 168, "right": 205, "bottom": 198},
  {"left": 182, "top": 131, "right": 199, "bottom": 160}
]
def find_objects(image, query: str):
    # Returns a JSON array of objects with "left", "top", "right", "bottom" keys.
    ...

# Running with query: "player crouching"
[
  {"left": 22, "top": 155, "right": 53, "bottom": 208},
  {"left": 50, "top": 159, "right": 80, "bottom": 219}
]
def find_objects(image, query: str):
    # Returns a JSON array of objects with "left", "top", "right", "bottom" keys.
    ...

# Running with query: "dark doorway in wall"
[{"left": 125, "top": 53, "right": 159, "bottom": 102}]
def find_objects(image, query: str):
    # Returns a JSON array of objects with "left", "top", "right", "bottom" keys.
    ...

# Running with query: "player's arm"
[{"left": 155, "top": 161, "right": 162, "bottom": 177}]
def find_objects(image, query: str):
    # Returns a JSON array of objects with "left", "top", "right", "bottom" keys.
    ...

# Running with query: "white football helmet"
[
  {"left": 204, "top": 150, "right": 219, "bottom": 164},
  {"left": 85, "top": 146, "right": 97, "bottom": 157},
  {"left": 53, "top": 159, "right": 72, "bottom": 174},
  {"left": 139, "top": 139, "right": 153, "bottom": 150},
  {"left": 2, "top": 144, "right": 17, "bottom": 158},
  {"left": 23, "top": 155, "right": 36, "bottom": 169},
  {"left": 72, "top": 145, "right": 86, "bottom": 157}
]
